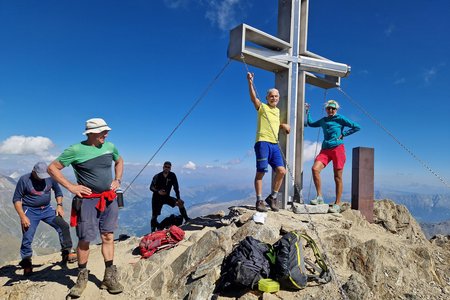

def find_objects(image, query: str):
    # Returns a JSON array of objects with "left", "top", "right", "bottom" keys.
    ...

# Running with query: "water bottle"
[{"left": 116, "top": 188, "right": 124, "bottom": 208}]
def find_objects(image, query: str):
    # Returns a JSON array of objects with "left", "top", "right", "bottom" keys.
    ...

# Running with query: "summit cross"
[{"left": 228, "top": 0, "right": 351, "bottom": 208}]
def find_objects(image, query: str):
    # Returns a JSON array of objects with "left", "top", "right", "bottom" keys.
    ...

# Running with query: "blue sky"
[{"left": 1, "top": 0, "right": 449, "bottom": 198}]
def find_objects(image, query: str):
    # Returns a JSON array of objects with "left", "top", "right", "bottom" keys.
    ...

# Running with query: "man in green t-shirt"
[{"left": 48, "top": 118, "right": 124, "bottom": 297}]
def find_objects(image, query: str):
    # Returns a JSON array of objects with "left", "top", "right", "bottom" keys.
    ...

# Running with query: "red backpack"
[{"left": 139, "top": 225, "right": 185, "bottom": 258}]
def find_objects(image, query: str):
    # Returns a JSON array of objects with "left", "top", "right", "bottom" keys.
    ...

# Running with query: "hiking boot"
[
  {"left": 265, "top": 195, "right": 279, "bottom": 212},
  {"left": 328, "top": 204, "right": 341, "bottom": 214},
  {"left": 255, "top": 200, "right": 268, "bottom": 212},
  {"left": 61, "top": 250, "right": 77, "bottom": 264},
  {"left": 69, "top": 268, "right": 89, "bottom": 298},
  {"left": 310, "top": 196, "right": 324, "bottom": 205},
  {"left": 19, "top": 258, "right": 32, "bottom": 276},
  {"left": 100, "top": 265, "right": 123, "bottom": 294}
]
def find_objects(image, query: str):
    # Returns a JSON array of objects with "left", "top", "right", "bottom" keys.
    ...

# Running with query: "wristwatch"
[{"left": 57, "top": 203, "right": 63, "bottom": 206}]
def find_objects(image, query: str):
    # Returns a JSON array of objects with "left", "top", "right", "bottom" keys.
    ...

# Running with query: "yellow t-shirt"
[{"left": 255, "top": 103, "right": 280, "bottom": 143}]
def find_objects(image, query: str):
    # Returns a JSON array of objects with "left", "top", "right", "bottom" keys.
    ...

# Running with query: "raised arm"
[
  {"left": 304, "top": 103, "right": 321, "bottom": 128},
  {"left": 247, "top": 72, "right": 261, "bottom": 110}
]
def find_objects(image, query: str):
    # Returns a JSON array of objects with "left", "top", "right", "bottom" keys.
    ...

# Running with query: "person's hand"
[
  {"left": 56, "top": 205, "right": 64, "bottom": 217},
  {"left": 281, "top": 124, "right": 291, "bottom": 134},
  {"left": 20, "top": 216, "right": 30, "bottom": 231},
  {"left": 69, "top": 184, "right": 92, "bottom": 198},
  {"left": 247, "top": 72, "right": 254, "bottom": 82},
  {"left": 110, "top": 179, "right": 120, "bottom": 191},
  {"left": 338, "top": 135, "right": 344, "bottom": 140},
  {"left": 158, "top": 189, "right": 167, "bottom": 196},
  {"left": 305, "top": 103, "right": 310, "bottom": 111},
  {"left": 176, "top": 198, "right": 184, "bottom": 207}
]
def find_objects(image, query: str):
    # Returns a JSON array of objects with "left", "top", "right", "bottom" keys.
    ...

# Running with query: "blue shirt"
[
  {"left": 306, "top": 113, "right": 361, "bottom": 149},
  {"left": 12, "top": 173, "right": 63, "bottom": 207}
]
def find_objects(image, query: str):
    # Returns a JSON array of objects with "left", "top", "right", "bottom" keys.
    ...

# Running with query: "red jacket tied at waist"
[{"left": 70, "top": 190, "right": 117, "bottom": 227}]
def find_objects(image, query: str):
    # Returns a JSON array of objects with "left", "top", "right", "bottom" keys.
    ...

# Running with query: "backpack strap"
[
  {"left": 298, "top": 233, "right": 331, "bottom": 284},
  {"left": 298, "top": 233, "right": 328, "bottom": 272}
]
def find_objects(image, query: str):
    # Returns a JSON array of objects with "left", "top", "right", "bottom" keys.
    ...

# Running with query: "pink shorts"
[{"left": 315, "top": 144, "right": 346, "bottom": 170}]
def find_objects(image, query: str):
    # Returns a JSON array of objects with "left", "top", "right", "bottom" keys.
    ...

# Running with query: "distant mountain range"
[
  {"left": 375, "top": 189, "right": 450, "bottom": 222},
  {"left": 1, "top": 171, "right": 449, "bottom": 265}
]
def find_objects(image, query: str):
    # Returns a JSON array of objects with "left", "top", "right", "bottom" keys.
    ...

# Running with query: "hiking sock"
[
  {"left": 256, "top": 195, "right": 263, "bottom": 201},
  {"left": 270, "top": 191, "right": 279, "bottom": 199},
  {"left": 78, "top": 263, "right": 87, "bottom": 269},
  {"left": 105, "top": 260, "right": 113, "bottom": 268}
]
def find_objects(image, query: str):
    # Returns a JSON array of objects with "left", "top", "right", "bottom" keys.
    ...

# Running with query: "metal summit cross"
[{"left": 228, "top": 0, "right": 351, "bottom": 208}]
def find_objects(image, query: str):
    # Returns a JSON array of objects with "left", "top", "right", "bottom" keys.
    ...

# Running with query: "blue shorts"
[
  {"left": 76, "top": 198, "right": 119, "bottom": 242},
  {"left": 254, "top": 141, "right": 284, "bottom": 173}
]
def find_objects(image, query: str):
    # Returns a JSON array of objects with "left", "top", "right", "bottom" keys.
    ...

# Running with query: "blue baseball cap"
[{"left": 33, "top": 161, "right": 50, "bottom": 179}]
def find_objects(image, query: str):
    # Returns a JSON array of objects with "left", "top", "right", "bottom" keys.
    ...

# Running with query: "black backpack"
[
  {"left": 157, "top": 214, "right": 183, "bottom": 230},
  {"left": 217, "top": 236, "right": 274, "bottom": 290},
  {"left": 273, "top": 231, "right": 331, "bottom": 290}
]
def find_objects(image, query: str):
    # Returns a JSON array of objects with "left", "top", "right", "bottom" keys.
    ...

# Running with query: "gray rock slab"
[{"left": 292, "top": 203, "right": 329, "bottom": 214}]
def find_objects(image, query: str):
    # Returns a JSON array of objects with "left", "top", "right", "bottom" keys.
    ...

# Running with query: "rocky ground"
[{"left": 1, "top": 199, "right": 450, "bottom": 300}]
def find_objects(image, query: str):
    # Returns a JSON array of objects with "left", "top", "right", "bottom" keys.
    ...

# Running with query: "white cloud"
[
  {"left": 358, "top": 70, "right": 369, "bottom": 76},
  {"left": 183, "top": 161, "right": 197, "bottom": 170},
  {"left": 0, "top": 135, "right": 55, "bottom": 157},
  {"left": 227, "top": 158, "right": 241, "bottom": 165},
  {"left": 303, "top": 140, "right": 321, "bottom": 162},
  {"left": 384, "top": 24, "right": 395, "bottom": 37},
  {"left": 205, "top": 0, "right": 242, "bottom": 31},
  {"left": 423, "top": 67, "right": 437, "bottom": 84},
  {"left": 164, "top": 0, "right": 189, "bottom": 9},
  {"left": 164, "top": 0, "right": 245, "bottom": 31},
  {"left": 394, "top": 77, "right": 406, "bottom": 85}
]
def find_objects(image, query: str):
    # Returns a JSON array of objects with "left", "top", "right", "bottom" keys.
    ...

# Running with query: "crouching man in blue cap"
[{"left": 13, "top": 161, "right": 77, "bottom": 276}]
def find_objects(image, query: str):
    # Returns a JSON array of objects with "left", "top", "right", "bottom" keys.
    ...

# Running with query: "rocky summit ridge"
[{"left": 1, "top": 199, "right": 450, "bottom": 300}]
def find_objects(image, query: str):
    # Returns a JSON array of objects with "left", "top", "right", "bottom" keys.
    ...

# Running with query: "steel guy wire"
[
  {"left": 337, "top": 87, "right": 450, "bottom": 189},
  {"left": 123, "top": 59, "right": 232, "bottom": 194}
]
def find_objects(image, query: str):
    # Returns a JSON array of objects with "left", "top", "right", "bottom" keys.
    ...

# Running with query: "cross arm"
[{"left": 228, "top": 24, "right": 291, "bottom": 73}]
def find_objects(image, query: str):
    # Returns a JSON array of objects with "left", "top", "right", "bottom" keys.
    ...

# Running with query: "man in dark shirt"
[
  {"left": 149, "top": 161, "right": 189, "bottom": 232},
  {"left": 13, "top": 161, "right": 76, "bottom": 275}
]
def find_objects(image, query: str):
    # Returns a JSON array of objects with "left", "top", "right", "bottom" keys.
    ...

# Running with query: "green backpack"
[{"left": 272, "top": 231, "right": 331, "bottom": 290}]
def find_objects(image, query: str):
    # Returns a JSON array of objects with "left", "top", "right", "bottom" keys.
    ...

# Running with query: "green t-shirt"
[{"left": 57, "top": 141, "right": 120, "bottom": 193}]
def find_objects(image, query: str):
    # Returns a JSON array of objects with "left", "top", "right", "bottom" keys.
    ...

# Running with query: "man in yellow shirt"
[{"left": 247, "top": 72, "right": 290, "bottom": 212}]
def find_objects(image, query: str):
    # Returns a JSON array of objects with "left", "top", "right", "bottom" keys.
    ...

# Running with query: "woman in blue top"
[{"left": 305, "top": 100, "right": 360, "bottom": 213}]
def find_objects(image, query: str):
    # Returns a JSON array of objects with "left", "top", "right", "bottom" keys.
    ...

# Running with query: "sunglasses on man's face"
[
  {"left": 326, "top": 107, "right": 336, "bottom": 111},
  {"left": 164, "top": 166, "right": 171, "bottom": 169}
]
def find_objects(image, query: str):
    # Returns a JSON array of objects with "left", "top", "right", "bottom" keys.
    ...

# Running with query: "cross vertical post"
[{"left": 228, "top": 0, "right": 350, "bottom": 208}]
